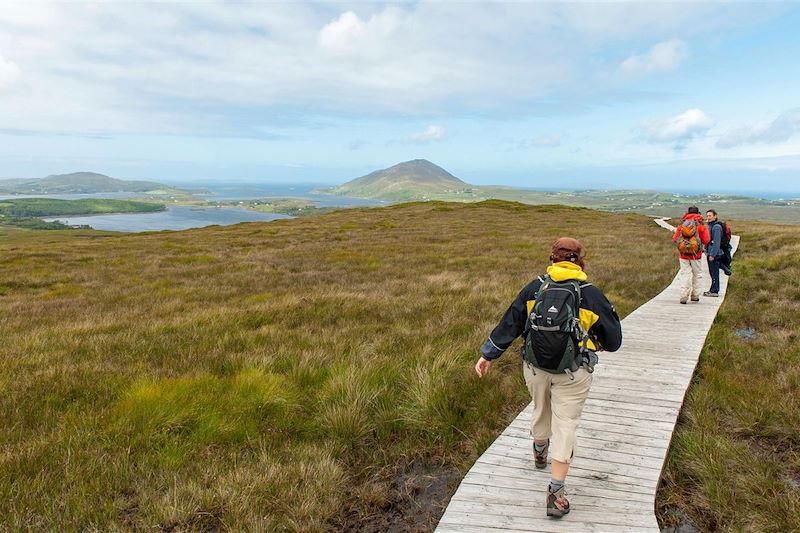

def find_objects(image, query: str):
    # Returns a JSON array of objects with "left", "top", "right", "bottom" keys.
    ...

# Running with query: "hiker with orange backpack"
[{"left": 672, "top": 206, "right": 711, "bottom": 304}]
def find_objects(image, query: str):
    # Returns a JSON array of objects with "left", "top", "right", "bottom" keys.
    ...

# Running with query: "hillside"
[
  {"left": 0, "top": 201, "right": 680, "bottom": 531},
  {"left": 327, "top": 159, "right": 472, "bottom": 200},
  {"left": 3, "top": 202, "right": 796, "bottom": 531},
  {"left": 0, "top": 172, "right": 184, "bottom": 194}
]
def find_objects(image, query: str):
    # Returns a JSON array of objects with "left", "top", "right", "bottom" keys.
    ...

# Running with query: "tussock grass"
[
  {"left": 0, "top": 201, "right": 676, "bottom": 530},
  {"left": 658, "top": 220, "right": 800, "bottom": 531}
]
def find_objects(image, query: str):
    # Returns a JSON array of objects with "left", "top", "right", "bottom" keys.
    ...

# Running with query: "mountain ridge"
[{"left": 0, "top": 172, "right": 179, "bottom": 194}]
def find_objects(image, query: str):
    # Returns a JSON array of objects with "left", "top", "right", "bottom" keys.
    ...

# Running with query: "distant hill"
[
  {"left": 0, "top": 172, "right": 178, "bottom": 194},
  {"left": 327, "top": 159, "right": 472, "bottom": 200}
]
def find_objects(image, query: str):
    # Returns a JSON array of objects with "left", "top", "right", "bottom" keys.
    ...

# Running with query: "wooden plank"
[
  {"left": 440, "top": 501, "right": 656, "bottom": 531},
  {"left": 503, "top": 425, "right": 671, "bottom": 452},
  {"left": 500, "top": 429, "right": 670, "bottom": 459},
  {"left": 481, "top": 450, "right": 664, "bottom": 483},
  {"left": 436, "top": 227, "right": 739, "bottom": 532},
  {"left": 468, "top": 462, "right": 656, "bottom": 495},
  {"left": 459, "top": 474, "right": 654, "bottom": 504},
  {"left": 477, "top": 453, "right": 658, "bottom": 490},
  {"left": 487, "top": 441, "right": 665, "bottom": 471},
  {"left": 511, "top": 415, "right": 675, "bottom": 440}
]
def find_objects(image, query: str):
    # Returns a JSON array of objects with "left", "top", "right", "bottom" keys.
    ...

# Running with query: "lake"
[
  {"left": 45, "top": 205, "right": 292, "bottom": 232},
  {"left": 19, "top": 182, "right": 387, "bottom": 232}
]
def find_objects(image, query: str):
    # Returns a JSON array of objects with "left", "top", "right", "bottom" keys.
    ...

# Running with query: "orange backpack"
[{"left": 677, "top": 219, "right": 701, "bottom": 255}]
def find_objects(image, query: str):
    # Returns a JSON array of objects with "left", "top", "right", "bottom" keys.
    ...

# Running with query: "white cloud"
[
  {"left": 318, "top": 11, "right": 367, "bottom": 54},
  {"left": 0, "top": 2, "right": 777, "bottom": 136},
  {"left": 717, "top": 108, "right": 800, "bottom": 148},
  {"left": 317, "top": 9, "right": 404, "bottom": 57},
  {"left": 409, "top": 125, "right": 445, "bottom": 143},
  {"left": 638, "top": 108, "right": 714, "bottom": 149},
  {"left": 621, "top": 39, "right": 688, "bottom": 74},
  {"left": 0, "top": 52, "right": 21, "bottom": 89}
]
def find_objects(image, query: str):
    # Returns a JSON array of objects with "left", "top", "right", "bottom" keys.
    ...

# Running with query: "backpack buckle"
[{"left": 581, "top": 350, "right": 598, "bottom": 373}]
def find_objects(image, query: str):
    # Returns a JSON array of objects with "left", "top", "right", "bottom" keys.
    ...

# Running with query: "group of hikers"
[
  {"left": 674, "top": 207, "right": 733, "bottom": 304},
  {"left": 473, "top": 207, "right": 733, "bottom": 518}
]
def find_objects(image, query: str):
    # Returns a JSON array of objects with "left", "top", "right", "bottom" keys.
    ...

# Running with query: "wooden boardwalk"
[{"left": 437, "top": 218, "right": 740, "bottom": 533}]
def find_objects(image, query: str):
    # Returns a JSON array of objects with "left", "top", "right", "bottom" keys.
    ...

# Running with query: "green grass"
[
  {"left": 0, "top": 201, "right": 678, "bottom": 530},
  {"left": 657, "top": 221, "right": 800, "bottom": 531},
  {"left": 210, "top": 197, "right": 339, "bottom": 217}
]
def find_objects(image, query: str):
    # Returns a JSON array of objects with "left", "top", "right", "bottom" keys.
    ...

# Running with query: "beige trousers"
[
  {"left": 522, "top": 363, "right": 593, "bottom": 464},
  {"left": 678, "top": 258, "right": 704, "bottom": 300}
]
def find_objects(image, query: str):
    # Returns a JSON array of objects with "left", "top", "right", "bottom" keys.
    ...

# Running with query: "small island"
[{"left": 207, "top": 197, "right": 338, "bottom": 217}]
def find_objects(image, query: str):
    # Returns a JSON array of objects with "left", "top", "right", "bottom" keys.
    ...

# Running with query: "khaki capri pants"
[{"left": 522, "top": 362, "right": 593, "bottom": 464}]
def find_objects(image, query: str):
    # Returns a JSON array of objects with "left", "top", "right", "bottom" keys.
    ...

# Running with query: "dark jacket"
[
  {"left": 479, "top": 261, "right": 622, "bottom": 361},
  {"left": 707, "top": 220, "right": 723, "bottom": 258}
]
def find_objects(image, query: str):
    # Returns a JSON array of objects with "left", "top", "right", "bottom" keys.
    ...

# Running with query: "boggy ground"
[
  {"left": 657, "top": 220, "right": 800, "bottom": 532},
  {"left": 0, "top": 200, "right": 677, "bottom": 531}
]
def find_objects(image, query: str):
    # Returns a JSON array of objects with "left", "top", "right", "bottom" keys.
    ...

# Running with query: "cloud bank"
[
  {"left": 0, "top": 2, "right": 768, "bottom": 136},
  {"left": 717, "top": 108, "right": 800, "bottom": 148}
]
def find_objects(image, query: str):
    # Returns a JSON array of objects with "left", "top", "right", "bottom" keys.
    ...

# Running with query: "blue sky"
[{"left": 1, "top": 2, "right": 799, "bottom": 194}]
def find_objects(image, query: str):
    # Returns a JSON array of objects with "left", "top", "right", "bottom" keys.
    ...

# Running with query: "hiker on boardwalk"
[
  {"left": 474, "top": 237, "right": 622, "bottom": 518},
  {"left": 706, "top": 209, "right": 732, "bottom": 282},
  {"left": 703, "top": 209, "right": 727, "bottom": 297},
  {"left": 672, "top": 206, "right": 711, "bottom": 304}
]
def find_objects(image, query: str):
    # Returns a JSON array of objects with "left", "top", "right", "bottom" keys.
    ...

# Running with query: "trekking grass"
[
  {"left": 0, "top": 201, "right": 677, "bottom": 531},
  {"left": 658, "top": 220, "right": 800, "bottom": 532}
]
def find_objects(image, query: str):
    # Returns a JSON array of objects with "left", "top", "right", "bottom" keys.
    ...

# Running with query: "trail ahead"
[{"left": 437, "top": 218, "right": 740, "bottom": 533}]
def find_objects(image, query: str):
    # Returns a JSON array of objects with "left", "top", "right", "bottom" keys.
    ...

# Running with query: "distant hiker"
[
  {"left": 474, "top": 237, "right": 622, "bottom": 518},
  {"left": 703, "top": 209, "right": 727, "bottom": 296},
  {"left": 706, "top": 209, "right": 732, "bottom": 280},
  {"left": 672, "top": 206, "right": 711, "bottom": 304}
]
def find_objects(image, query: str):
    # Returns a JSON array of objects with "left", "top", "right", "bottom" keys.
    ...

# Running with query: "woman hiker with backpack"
[
  {"left": 672, "top": 206, "right": 711, "bottom": 304},
  {"left": 474, "top": 237, "right": 622, "bottom": 518}
]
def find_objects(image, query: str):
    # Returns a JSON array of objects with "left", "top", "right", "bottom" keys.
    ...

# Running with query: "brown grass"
[
  {"left": 657, "top": 220, "right": 800, "bottom": 532},
  {"left": 0, "top": 200, "right": 677, "bottom": 531}
]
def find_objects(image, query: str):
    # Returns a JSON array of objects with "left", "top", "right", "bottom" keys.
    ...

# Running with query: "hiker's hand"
[
  {"left": 475, "top": 357, "right": 492, "bottom": 378},
  {"left": 709, "top": 256, "right": 715, "bottom": 261}
]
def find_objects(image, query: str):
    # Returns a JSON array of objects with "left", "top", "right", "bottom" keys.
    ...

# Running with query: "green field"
[
  {"left": 0, "top": 201, "right": 678, "bottom": 531},
  {"left": 209, "top": 197, "right": 338, "bottom": 217},
  {"left": 0, "top": 198, "right": 165, "bottom": 218}
]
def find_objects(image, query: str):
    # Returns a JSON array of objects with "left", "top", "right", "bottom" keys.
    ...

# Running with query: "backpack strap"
[{"left": 533, "top": 275, "right": 548, "bottom": 300}]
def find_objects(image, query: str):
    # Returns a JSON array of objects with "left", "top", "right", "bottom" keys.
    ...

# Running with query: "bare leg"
[{"left": 551, "top": 459, "right": 569, "bottom": 481}]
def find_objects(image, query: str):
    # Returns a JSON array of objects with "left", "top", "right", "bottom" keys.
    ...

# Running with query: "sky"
[{"left": 1, "top": 1, "right": 799, "bottom": 194}]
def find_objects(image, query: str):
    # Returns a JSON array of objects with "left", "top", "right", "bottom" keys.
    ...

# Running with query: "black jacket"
[{"left": 480, "top": 262, "right": 622, "bottom": 361}]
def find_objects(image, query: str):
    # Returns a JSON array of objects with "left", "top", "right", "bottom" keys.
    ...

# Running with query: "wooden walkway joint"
[{"left": 437, "top": 217, "right": 740, "bottom": 532}]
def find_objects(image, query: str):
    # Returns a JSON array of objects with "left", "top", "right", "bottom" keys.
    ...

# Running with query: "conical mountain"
[{"left": 332, "top": 159, "right": 469, "bottom": 200}]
